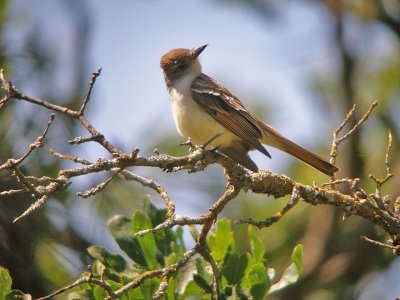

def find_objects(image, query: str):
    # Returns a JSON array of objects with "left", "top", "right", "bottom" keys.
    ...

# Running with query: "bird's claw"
[{"left": 200, "top": 132, "right": 224, "bottom": 150}]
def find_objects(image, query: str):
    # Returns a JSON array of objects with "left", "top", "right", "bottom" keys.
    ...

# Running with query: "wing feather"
[{"left": 191, "top": 74, "right": 271, "bottom": 158}]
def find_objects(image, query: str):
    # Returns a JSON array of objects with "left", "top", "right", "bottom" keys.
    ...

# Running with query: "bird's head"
[{"left": 160, "top": 44, "right": 207, "bottom": 88}]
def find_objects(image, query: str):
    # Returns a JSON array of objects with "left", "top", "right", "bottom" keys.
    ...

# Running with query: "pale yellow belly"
[{"left": 169, "top": 91, "right": 238, "bottom": 148}]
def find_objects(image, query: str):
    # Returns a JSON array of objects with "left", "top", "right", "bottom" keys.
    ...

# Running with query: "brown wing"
[{"left": 191, "top": 73, "right": 271, "bottom": 158}]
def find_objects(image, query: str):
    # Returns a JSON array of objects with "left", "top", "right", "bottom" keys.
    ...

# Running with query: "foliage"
[{"left": 0, "top": 204, "right": 304, "bottom": 299}]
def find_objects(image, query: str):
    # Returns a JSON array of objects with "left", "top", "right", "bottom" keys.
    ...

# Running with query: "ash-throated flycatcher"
[{"left": 160, "top": 45, "right": 339, "bottom": 175}]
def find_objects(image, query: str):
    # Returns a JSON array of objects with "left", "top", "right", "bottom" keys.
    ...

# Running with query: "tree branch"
[{"left": 1, "top": 68, "right": 398, "bottom": 300}]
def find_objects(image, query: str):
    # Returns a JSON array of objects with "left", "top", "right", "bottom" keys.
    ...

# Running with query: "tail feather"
[{"left": 259, "top": 122, "right": 339, "bottom": 176}]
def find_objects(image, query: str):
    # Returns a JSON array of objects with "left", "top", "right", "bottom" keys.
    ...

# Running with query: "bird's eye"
[{"left": 176, "top": 63, "right": 185, "bottom": 71}]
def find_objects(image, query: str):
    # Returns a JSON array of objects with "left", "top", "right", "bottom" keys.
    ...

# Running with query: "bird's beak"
[{"left": 191, "top": 44, "right": 208, "bottom": 59}]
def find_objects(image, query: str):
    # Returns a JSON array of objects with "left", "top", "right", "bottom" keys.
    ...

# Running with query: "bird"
[{"left": 160, "top": 44, "right": 339, "bottom": 176}]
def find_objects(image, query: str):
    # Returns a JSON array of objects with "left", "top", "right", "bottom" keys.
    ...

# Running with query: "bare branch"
[
  {"left": 48, "top": 148, "right": 92, "bottom": 165},
  {"left": 77, "top": 170, "right": 121, "bottom": 198},
  {"left": 68, "top": 134, "right": 103, "bottom": 145},
  {"left": 111, "top": 248, "right": 197, "bottom": 299},
  {"left": 13, "top": 195, "right": 49, "bottom": 223},
  {"left": 134, "top": 215, "right": 205, "bottom": 237},
  {"left": 330, "top": 101, "right": 378, "bottom": 166},
  {"left": 361, "top": 236, "right": 399, "bottom": 253},
  {"left": 369, "top": 130, "right": 393, "bottom": 186},
  {"left": 0, "top": 69, "right": 13, "bottom": 110},
  {"left": 79, "top": 68, "right": 102, "bottom": 115},
  {"left": 12, "top": 167, "right": 41, "bottom": 198},
  {"left": 0, "top": 69, "right": 122, "bottom": 155},
  {"left": 36, "top": 265, "right": 117, "bottom": 300},
  {"left": 121, "top": 170, "right": 175, "bottom": 217},
  {"left": 197, "top": 245, "right": 221, "bottom": 300},
  {"left": 0, "top": 189, "right": 26, "bottom": 196},
  {"left": 2, "top": 68, "right": 399, "bottom": 300},
  {"left": 0, "top": 113, "right": 55, "bottom": 170},
  {"left": 236, "top": 185, "right": 301, "bottom": 228},
  {"left": 369, "top": 130, "right": 394, "bottom": 210},
  {"left": 337, "top": 101, "right": 378, "bottom": 144},
  {"left": 152, "top": 275, "right": 170, "bottom": 300}
]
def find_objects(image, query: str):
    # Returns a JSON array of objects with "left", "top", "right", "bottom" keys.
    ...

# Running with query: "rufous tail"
[{"left": 259, "top": 122, "right": 339, "bottom": 176}]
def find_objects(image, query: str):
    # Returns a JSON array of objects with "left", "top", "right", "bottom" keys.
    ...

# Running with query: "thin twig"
[
  {"left": 361, "top": 236, "right": 398, "bottom": 250},
  {"left": 198, "top": 186, "right": 240, "bottom": 245},
  {"left": 48, "top": 148, "right": 92, "bottom": 165},
  {"left": 111, "top": 248, "right": 197, "bottom": 299},
  {"left": 197, "top": 245, "right": 221, "bottom": 300},
  {"left": 68, "top": 134, "right": 103, "bottom": 145},
  {"left": 121, "top": 170, "right": 175, "bottom": 217},
  {"left": 77, "top": 170, "right": 121, "bottom": 198},
  {"left": 337, "top": 101, "right": 378, "bottom": 144},
  {"left": 236, "top": 185, "right": 300, "bottom": 228},
  {"left": 0, "top": 69, "right": 14, "bottom": 110},
  {"left": 330, "top": 101, "right": 378, "bottom": 166},
  {"left": 0, "top": 189, "right": 26, "bottom": 196},
  {"left": 13, "top": 195, "right": 49, "bottom": 223},
  {"left": 79, "top": 68, "right": 102, "bottom": 116},
  {"left": 369, "top": 130, "right": 393, "bottom": 186},
  {"left": 152, "top": 275, "right": 170, "bottom": 300},
  {"left": 36, "top": 265, "right": 116, "bottom": 300},
  {"left": 12, "top": 167, "right": 41, "bottom": 198},
  {"left": 369, "top": 130, "right": 394, "bottom": 209},
  {"left": 134, "top": 215, "right": 206, "bottom": 237},
  {"left": 1, "top": 69, "right": 123, "bottom": 155},
  {"left": 0, "top": 113, "right": 55, "bottom": 170}
]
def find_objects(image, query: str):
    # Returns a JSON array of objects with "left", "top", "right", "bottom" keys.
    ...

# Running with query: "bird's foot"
[
  {"left": 179, "top": 137, "right": 197, "bottom": 153},
  {"left": 200, "top": 132, "right": 224, "bottom": 150}
]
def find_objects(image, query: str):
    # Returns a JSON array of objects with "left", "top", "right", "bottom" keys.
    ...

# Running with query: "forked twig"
[
  {"left": 369, "top": 130, "right": 394, "bottom": 209},
  {"left": 361, "top": 236, "right": 399, "bottom": 254},
  {"left": 330, "top": 101, "right": 378, "bottom": 165},
  {"left": 79, "top": 68, "right": 102, "bottom": 115},
  {"left": 236, "top": 185, "right": 301, "bottom": 228},
  {"left": 0, "top": 114, "right": 55, "bottom": 170},
  {"left": 369, "top": 130, "right": 393, "bottom": 186}
]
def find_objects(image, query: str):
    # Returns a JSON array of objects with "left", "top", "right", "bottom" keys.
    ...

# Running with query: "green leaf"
[
  {"left": 249, "top": 226, "right": 265, "bottom": 263},
  {"left": 269, "top": 244, "right": 303, "bottom": 293},
  {"left": 166, "top": 252, "right": 177, "bottom": 266},
  {"left": 93, "top": 286, "right": 107, "bottom": 300},
  {"left": 165, "top": 277, "right": 176, "bottom": 300},
  {"left": 222, "top": 253, "right": 249, "bottom": 285},
  {"left": 0, "top": 267, "right": 12, "bottom": 299},
  {"left": 107, "top": 215, "right": 147, "bottom": 268},
  {"left": 247, "top": 263, "right": 270, "bottom": 300},
  {"left": 133, "top": 210, "right": 159, "bottom": 270},
  {"left": 224, "top": 285, "right": 233, "bottom": 296},
  {"left": 193, "top": 274, "right": 212, "bottom": 293},
  {"left": 140, "top": 278, "right": 160, "bottom": 299},
  {"left": 195, "top": 257, "right": 205, "bottom": 278},
  {"left": 146, "top": 202, "right": 178, "bottom": 259},
  {"left": 176, "top": 226, "right": 186, "bottom": 253},
  {"left": 181, "top": 280, "right": 203, "bottom": 298},
  {"left": 189, "top": 225, "right": 199, "bottom": 242},
  {"left": 208, "top": 219, "right": 234, "bottom": 262},
  {"left": 87, "top": 245, "right": 127, "bottom": 272},
  {"left": 291, "top": 244, "right": 303, "bottom": 274},
  {"left": 145, "top": 200, "right": 168, "bottom": 226}
]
